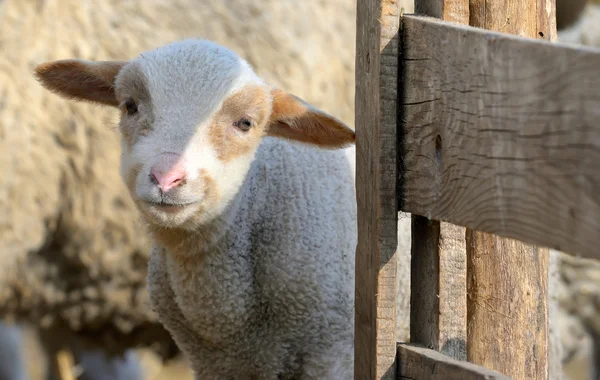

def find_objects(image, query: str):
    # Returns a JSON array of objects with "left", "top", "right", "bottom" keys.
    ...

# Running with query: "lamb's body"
[
  {"left": 148, "top": 138, "right": 356, "bottom": 379},
  {"left": 34, "top": 39, "right": 358, "bottom": 379}
]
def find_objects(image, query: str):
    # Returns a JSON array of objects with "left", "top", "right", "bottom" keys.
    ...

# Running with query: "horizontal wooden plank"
[
  {"left": 397, "top": 344, "right": 511, "bottom": 380},
  {"left": 399, "top": 14, "right": 600, "bottom": 261}
]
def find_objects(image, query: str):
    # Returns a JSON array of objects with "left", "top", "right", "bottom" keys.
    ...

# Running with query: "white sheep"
[
  {"left": 35, "top": 39, "right": 357, "bottom": 379},
  {"left": 0, "top": 0, "right": 358, "bottom": 370}
]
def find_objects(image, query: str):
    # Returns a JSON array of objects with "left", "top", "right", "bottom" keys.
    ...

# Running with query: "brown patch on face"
[
  {"left": 177, "top": 168, "right": 220, "bottom": 224},
  {"left": 208, "top": 85, "right": 272, "bottom": 162},
  {"left": 35, "top": 59, "right": 126, "bottom": 107},
  {"left": 267, "top": 89, "right": 355, "bottom": 149},
  {"left": 115, "top": 63, "right": 154, "bottom": 149},
  {"left": 198, "top": 168, "right": 219, "bottom": 208}
]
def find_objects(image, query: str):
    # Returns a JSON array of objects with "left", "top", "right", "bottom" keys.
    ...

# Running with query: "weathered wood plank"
[
  {"left": 465, "top": 3, "right": 554, "bottom": 378},
  {"left": 354, "top": 0, "right": 400, "bottom": 379},
  {"left": 399, "top": 14, "right": 600, "bottom": 262},
  {"left": 415, "top": 0, "right": 470, "bottom": 23},
  {"left": 408, "top": 0, "right": 469, "bottom": 363},
  {"left": 397, "top": 344, "right": 512, "bottom": 380},
  {"left": 410, "top": 218, "right": 467, "bottom": 358},
  {"left": 537, "top": 0, "right": 557, "bottom": 42},
  {"left": 466, "top": 232, "right": 549, "bottom": 379}
]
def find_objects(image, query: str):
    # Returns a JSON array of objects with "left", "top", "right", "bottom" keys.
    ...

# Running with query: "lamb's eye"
[
  {"left": 124, "top": 99, "right": 138, "bottom": 115},
  {"left": 234, "top": 117, "right": 253, "bottom": 132}
]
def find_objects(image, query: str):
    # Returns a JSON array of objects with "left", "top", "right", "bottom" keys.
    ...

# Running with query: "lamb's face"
[
  {"left": 113, "top": 41, "right": 274, "bottom": 228},
  {"left": 34, "top": 39, "right": 355, "bottom": 231}
]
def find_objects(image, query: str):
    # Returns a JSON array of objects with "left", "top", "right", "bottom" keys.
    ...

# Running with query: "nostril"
[{"left": 150, "top": 163, "right": 187, "bottom": 192}]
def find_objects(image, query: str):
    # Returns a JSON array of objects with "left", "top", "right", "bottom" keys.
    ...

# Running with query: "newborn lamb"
[{"left": 34, "top": 39, "right": 357, "bottom": 379}]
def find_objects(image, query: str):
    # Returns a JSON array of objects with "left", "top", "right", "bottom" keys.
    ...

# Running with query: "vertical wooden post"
[
  {"left": 466, "top": 2, "right": 557, "bottom": 379},
  {"left": 408, "top": 0, "right": 469, "bottom": 361},
  {"left": 415, "top": 0, "right": 470, "bottom": 23},
  {"left": 355, "top": 0, "right": 400, "bottom": 379}
]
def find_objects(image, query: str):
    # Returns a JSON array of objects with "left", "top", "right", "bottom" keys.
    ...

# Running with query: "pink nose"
[{"left": 150, "top": 153, "right": 187, "bottom": 192}]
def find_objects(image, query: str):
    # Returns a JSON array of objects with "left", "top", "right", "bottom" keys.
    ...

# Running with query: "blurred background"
[{"left": 0, "top": 0, "right": 599, "bottom": 379}]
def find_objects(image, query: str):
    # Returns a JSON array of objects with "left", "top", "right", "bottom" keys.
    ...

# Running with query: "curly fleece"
[{"left": 149, "top": 137, "right": 357, "bottom": 379}]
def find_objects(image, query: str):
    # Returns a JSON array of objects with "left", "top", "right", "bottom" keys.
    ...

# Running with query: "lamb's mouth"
[{"left": 147, "top": 200, "right": 198, "bottom": 213}]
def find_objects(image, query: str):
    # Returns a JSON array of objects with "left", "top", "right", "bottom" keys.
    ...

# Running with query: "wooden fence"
[{"left": 354, "top": 0, "right": 600, "bottom": 379}]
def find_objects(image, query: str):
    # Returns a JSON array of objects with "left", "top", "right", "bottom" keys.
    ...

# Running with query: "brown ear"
[
  {"left": 267, "top": 89, "right": 355, "bottom": 149},
  {"left": 34, "top": 59, "right": 127, "bottom": 107}
]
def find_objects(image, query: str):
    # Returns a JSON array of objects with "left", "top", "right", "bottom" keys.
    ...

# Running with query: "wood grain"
[
  {"left": 466, "top": 233, "right": 549, "bottom": 379},
  {"left": 537, "top": 0, "right": 557, "bottom": 42},
  {"left": 410, "top": 218, "right": 467, "bottom": 359},
  {"left": 354, "top": 0, "right": 400, "bottom": 379},
  {"left": 397, "top": 344, "right": 511, "bottom": 380},
  {"left": 415, "top": 0, "right": 470, "bottom": 23},
  {"left": 465, "top": 3, "right": 554, "bottom": 378},
  {"left": 537, "top": 4, "right": 561, "bottom": 380},
  {"left": 408, "top": 0, "right": 469, "bottom": 363},
  {"left": 399, "top": 14, "right": 600, "bottom": 262}
]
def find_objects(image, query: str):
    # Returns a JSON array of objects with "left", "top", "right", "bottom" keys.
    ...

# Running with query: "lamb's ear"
[
  {"left": 34, "top": 59, "right": 127, "bottom": 107},
  {"left": 266, "top": 89, "right": 355, "bottom": 149}
]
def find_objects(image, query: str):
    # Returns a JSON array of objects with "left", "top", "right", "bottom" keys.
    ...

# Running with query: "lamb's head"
[{"left": 34, "top": 39, "right": 354, "bottom": 230}]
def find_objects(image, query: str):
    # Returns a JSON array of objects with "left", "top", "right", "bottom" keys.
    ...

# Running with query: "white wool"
[
  {"left": 114, "top": 41, "right": 358, "bottom": 378},
  {"left": 148, "top": 140, "right": 356, "bottom": 379},
  {"left": 138, "top": 39, "right": 264, "bottom": 115}
]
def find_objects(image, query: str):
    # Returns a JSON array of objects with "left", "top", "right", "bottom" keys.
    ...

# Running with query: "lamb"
[
  {"left": 34, "top": 39, "right": 358, "bottom": 379},
  {"left": 0, "top": 0, "right": 360, "bottom": 375},
  {"left": 0, "top": 0, "right": 357, "bottom": 374}
]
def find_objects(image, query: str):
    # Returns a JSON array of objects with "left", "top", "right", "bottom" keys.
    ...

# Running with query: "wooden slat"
[
  {"left": 415, "top": 0, "right": 470, "bottom": 23},
  {"left": 399, "top": 14, "right": 600, "bottom": 262},
  {"left": 466, "top": 233, "right": 549, "bottom": 379},
  {"left": 354, "top": 0, "right": 400, "bottom": 379},
  {"left": 465, "top": 2, "right": 554, "bottom": 378},
  {"left": 544, "top": 8, "right": 562, "bottom": 379},
  {"left": 537, "top": 0, "right": 558, "bottom": 43},
  {"left": 410, "top": 218, "right": 467, "bottom": 358},
  {"left": 467, "top": 0, "right": 556, "bottom": 380},
  {"left": 408, "top": 0, "right": 469, "bottom": 362},
  {"left": 397, "top": 344, "right": 511, "bottom": 380}
]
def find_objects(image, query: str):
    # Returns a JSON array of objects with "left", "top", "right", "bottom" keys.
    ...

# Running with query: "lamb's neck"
[{"left": 149, "top": 221, "right": 223, "bottom": 258}]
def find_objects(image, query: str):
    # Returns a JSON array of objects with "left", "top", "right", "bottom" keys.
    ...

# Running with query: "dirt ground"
[
  {"left": 18, "top": 325, "right": 194, "bottom": 380},
  {"left": 18, "top": 326, "right": 591, "bottom": 380},
  {"left": 134, "top": 351, "right": 193, "bottom": 380}
]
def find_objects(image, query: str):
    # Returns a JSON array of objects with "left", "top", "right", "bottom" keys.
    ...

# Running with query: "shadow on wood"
[{"left": 354, "top": 0, "right": 400, "bottom": 379}]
